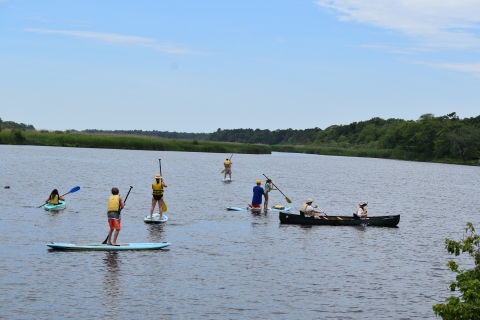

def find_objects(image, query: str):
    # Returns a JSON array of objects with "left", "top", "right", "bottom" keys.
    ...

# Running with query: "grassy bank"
[
  {"left": 0, "top": 130, "right": 271, "bottom": 154},
  {"left": 272, "top": 145, "right": 430, "bottom": 161}
]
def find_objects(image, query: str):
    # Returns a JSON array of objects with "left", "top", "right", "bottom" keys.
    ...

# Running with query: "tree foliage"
[{"left": 433, "top": 223, "right": 480, "bottom": 319}]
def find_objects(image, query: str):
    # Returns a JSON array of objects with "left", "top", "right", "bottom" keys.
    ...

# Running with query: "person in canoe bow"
[
  {"left": 45, "top": 189, "right": 65, "bottom": 205},
  {"left": 354, "top": 201, "right": 368, "bottom": 219},
  {"left": 263, "top": 179, "right": 276, "bottom": 211},
  {"left": 247, "top": 179, "right": 265, "bottom": 210},
  {"left": 300, "top": 198, "right": 324, "bottom": 219},
  {"left": 107, "top": 187, "right": 125, "bottom": 246},
  {"left": 224, "top": 158, "right": 232, "bottom": 180},
  {"left": 150, "top": 174, "right": 167, "bottom": 220}
]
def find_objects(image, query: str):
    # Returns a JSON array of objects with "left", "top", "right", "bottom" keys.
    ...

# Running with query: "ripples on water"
[{"left": 0, "top": 145, "right": 479, "bottom": 319}]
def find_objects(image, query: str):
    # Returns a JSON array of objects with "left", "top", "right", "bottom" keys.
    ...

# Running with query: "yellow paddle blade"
[
  {"left": 221, "top": 170, "right": 225, "bottom": 174},
  {"left": 285, "top": 196, "right": 292, "bottom": 204},
  {"left": 162, "top": 201, "right": 167, "bottom": 212}
]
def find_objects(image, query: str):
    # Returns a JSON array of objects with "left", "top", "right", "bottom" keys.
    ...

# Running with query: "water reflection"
[{"left": 102, "top": 252, "right": 121, "bottom": 313}]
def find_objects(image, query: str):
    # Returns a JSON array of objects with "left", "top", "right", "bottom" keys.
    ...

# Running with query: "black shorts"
[{"left": 153, "top": 194, "right": 163, "bottom": 200}]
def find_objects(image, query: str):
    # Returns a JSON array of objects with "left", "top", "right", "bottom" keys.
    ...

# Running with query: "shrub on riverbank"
[{"left": 0, "top": 130, "right": 271, "bottom": 154}]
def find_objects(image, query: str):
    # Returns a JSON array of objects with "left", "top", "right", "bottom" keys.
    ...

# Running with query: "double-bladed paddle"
[
  {"left": 221, "top": 154, "right": 233, "bottom": 174},
  {"left": 39, "top": 186, "right": 81, "bottom": 208},
  {"left": 262, "top": 174, "right": 291, "bottom": 204},
  {"left": 102, "top": 186, "right": 133, "bottom": 244}
]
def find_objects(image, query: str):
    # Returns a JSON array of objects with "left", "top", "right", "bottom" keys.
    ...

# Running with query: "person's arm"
[
  {"left": 59, "top": 196, "right": 65, "bottom": 201},
  {"left": 119, "top": 196, "right": 125, "bottom": 209},
  {"left": 162, "top": 181, "right": 168, "bottom": 188}
]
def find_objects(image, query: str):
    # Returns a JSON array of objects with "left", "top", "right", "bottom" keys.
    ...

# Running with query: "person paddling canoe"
[
  {"left": 150, "top": 174, "right": 167, "bottom": 220},
  {"left": 45, "top": 189, "right": 65, "bottom": 205},
  {"left": 300, "top": 198, "right": 324, "bottom": 219},
  {"left": 107, "top": 187, "right": 125, "bottom": 246},
  {"left": 354, "top": 201, "right": 368, "bottom": 219}
]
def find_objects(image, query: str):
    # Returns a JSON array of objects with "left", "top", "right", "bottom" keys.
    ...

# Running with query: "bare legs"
[
  {"left": 107, "top": 229, "right": 120, "bottom": 245},
  {"left": 264, "top": 193, "right": 269, "bottom": 211},
  {"left": 150, "top": 197, "right": 164, "bottom": 219}
]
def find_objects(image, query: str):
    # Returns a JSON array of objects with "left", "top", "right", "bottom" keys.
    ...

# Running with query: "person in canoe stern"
[
  {"left": 263, "top": 179, "right": 276, "bottom": 211},
  {"left": 354, "top": 201, "right": 368, "bottom": 219},
  {"left": 45, "top": 189, "right": 65, "bottom": 205},
  {"left": 150, "top": 173, "right": 167, "bottom": 220},
  {"left": 300, "top": 198, "right": 324, "bottom": 219},
  {"left": 247, "top": 179, "right": 265, "bottom": 210},
  {"left": 223, "top": 158, "right": 233, "bottom": 180},
  {"left": 107, "top": 187, "right": 125, "bottom": 246}
]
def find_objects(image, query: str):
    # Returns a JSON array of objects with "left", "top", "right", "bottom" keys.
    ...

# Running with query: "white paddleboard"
[{"left": 144, "top": 214, "right": 168, "bottom": 224}]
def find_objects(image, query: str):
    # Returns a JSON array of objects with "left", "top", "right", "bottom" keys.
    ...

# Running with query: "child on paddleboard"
[{"left": 107, "top": 187, "right": 125, "bottom": 246}]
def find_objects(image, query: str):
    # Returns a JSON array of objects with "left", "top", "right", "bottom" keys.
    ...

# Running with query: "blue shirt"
[{"left": 252, "top": 185, "right": 265, "bottom": 204}]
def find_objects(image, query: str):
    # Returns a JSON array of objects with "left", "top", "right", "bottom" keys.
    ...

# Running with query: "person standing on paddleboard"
[
  {"left": 45, "top": 189, "right": 65, "bottom": 205},
  {"left": 263, "top": 179, "right": 276, "bottom": 211},
  {"left": 150, "top": 174, "right": 167, "bottom": 220},
  {"left": 224, "top": 158, "right": 233, "bottom": 180},
  {"left": 107, "top": 187, "right": 125, "bottom": 246},
  {"left": 247, "top": 179, "right": 265, "bottom": 210}
]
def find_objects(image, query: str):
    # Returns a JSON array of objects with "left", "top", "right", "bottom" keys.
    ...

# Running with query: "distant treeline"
[
  {"left": 0, "top": 117, "right": 35, "bottom": 130},
  {"left": 2, "top": 112, "right": 480, "bottom": 163},
  {"left": 208, "top": 112, "right": 480, "bottom": 163},
  {"left": 82, "top": 129, "right": 209, "bottom": 140}
]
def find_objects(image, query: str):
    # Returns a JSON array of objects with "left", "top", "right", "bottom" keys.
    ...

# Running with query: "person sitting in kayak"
[
  {"left": 107, "top": 187, "right": 125, "bottom": 246},
  {"left": 300, "top": 198, "right": 324, "bottom": 219},
  {"left": 224, "top": 158, "right": 232, "bottom": 180},
  {"left": 263, "top": 179, "right": 276, "bottom": 211},
  {"left": 150, "top": 174, "right": 167, "bottom": 220},
  {"left": 353, "top": 201, "right": 368, "bottom": 219},
  {"left": 247, "top": 179, "right": 265, "bottom": 210},
  {"left": 45, "top": 189, "right": 65, "bottom": 205}
]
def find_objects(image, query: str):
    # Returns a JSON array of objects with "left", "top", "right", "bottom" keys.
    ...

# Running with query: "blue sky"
[{"left": 1, "top": 0, "right": 479, "bottom": 132}]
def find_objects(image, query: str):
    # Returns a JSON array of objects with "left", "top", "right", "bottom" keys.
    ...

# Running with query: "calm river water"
[{"left": 0, "top": 145, "right": 479, "bottom": 319}]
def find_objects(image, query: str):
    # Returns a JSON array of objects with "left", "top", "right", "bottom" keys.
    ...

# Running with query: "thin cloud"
[
  {"left": 427, "top": 62, "right": 480, "bottom": 78},
  {"left": 316, "top": 0, "right": 480, "bottom": 50},
  {"left": 26, "top": 28, "right": 207, "bottom": 55}
]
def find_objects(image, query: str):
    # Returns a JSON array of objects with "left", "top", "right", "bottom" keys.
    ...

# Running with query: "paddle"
[
  {"left": 322, "top": 211, "right": 339, "bottom": 226},
  {"left": 39, "top": 186, "right": 81, "bottom": 208},
  {"left": 102, "top": 186, "right": 133, "bottom": 244},
  {"left": 159, "top": 159, "right": 168, "bottom": 213},
  {"left": 262, "top": 174, "right": 291, "bottom": 203},
  {"left": 221, "top": 154, "right": 233, "bottom": 174}
]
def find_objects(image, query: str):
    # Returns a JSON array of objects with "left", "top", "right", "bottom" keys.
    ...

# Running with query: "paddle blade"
[
  {"left": 221, "top": 170, "right": 225, "bottom": 174},
  {"left": 285, "top": 196, "right": 292, "bottom": 204},
  {"left": 69, "top": 186, "right": 81, "bottom": 193},
  {"left": 162, "top": 202, "right": 167, "bottom": 213}
]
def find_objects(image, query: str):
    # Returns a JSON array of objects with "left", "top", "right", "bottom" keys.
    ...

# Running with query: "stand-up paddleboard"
[
  {"left": 47, "top": 242, "right": 170, "bottom": 251},
  {"left": 268, "top": 206, "right": 291, "bottom": 211},
  {"left": 144, "top": 214, "right": 168, "bottom": 224},
  {"left": 226, "top": 207, "right": 243, "bottom": 211},
  {"left": 250, "top": 207, "right": 262, "bottom": 214},
  {"left": 223, "top": 178, "right": 233, "bottom": 182},
  {"left": 44, "top": 200, "right": 66, "bottom": 211}
]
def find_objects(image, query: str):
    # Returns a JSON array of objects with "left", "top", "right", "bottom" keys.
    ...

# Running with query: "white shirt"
[{"left": 356, "top": 207, "right": 366, "bottom": 217}]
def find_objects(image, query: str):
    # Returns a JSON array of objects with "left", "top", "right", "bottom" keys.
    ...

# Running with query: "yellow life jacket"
[
  {"left": 50, "top": 195, "right": 59, "bottom": 205},
  {"left": 224, "top": 160, "right": 231, "bottom": 168},
  {"left": 152, "top": 182, "right": 164, "bottom": 196},
  {"left": 108, "top": 195, "right": 120, "bottom": 212},
  {"left": 355, "top": 206, "right": 367, "bottom": 217},
  {"left": 301, "top": 203, "right": 313, "bottom": 216}
]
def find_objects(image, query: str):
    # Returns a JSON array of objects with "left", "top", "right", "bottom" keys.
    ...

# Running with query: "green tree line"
[{"left": 2, "top": 112, "right": 480, "bottom": 163}]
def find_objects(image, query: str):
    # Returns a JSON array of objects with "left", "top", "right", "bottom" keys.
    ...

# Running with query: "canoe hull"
[
  {"left": 44, "top": 201, "right": 66, "bottom": 211},
  {"left": 279, "top": 212, "right": 400, "bottom": 227},
  {"left": 47, "top": 242, "right": 171, "bottom": 251}
]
